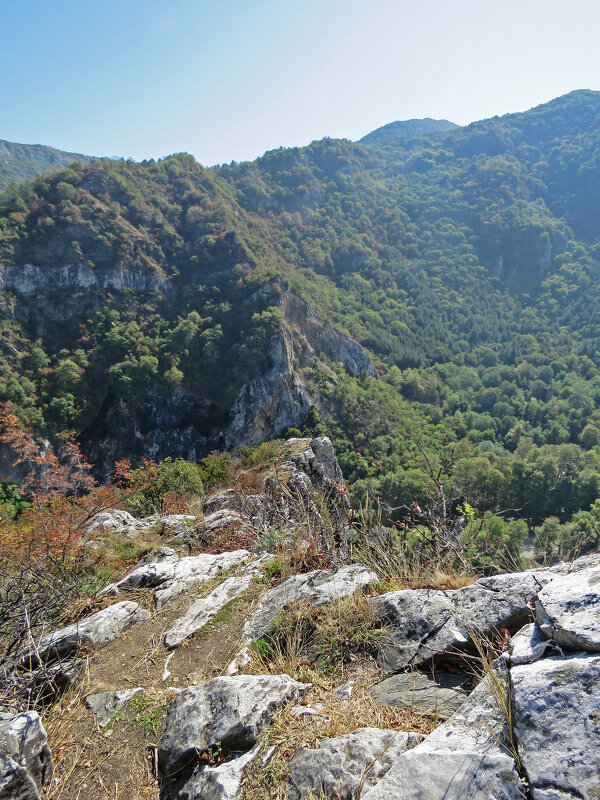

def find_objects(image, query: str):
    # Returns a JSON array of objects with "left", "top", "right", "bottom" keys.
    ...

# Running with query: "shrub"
[{"left": 122, "top": 457, "right": 204, "bottom": 516}]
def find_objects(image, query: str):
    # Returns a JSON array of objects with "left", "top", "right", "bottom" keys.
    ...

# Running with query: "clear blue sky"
[{"left": 1, "top": 0, "right": 599, "bottom": 166}]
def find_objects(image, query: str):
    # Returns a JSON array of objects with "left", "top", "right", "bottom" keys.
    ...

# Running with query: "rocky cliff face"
[{"left": 79, "top": 289, "right": 376, "bottom": 474}]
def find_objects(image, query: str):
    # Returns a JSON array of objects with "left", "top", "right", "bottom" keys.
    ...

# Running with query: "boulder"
[
  {"left": 512, "top": 653, "right": 600, "bottom": 799},
  {"left": 33, "top": 601, "right": 150, "bottom": 665},
  {"left": 0, "top": 711, "right": 52, "bottom": 800},
  {"left": 360, "top": 675, "right": 524, "bottom": 800},
  {"left": 535, "top": 565, "right": 600, "bottom": 652},
  {"left": 377, "top": 568, "right": 554, "bottom": 671},
  {"left": 86, "top": 508, "right": 140, "bottom": 536},
  {"left": 85, "top": 687, "right": 143, "bottom": 729},
  {"left": 287, "top": 727, "right": 422, "bottom": 800},
  {"left": 243, "top": 564, "right": 377, "bottom": 642},
  {"left": 370, "top": 671, "right": 471, "bottom": 718},
  {"left": 159, "top": 674, "right": 309, "bottom": 799},
  {"left": 101, "top": 549, "right": 253, "bottom": 608},
  {"left": 164, "top": 574, "right": 254, "bottom": 649}
]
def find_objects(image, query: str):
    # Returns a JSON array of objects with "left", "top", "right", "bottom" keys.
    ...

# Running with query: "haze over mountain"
[
  {"left": 2, "top": 89, "right": 600, "bottom": 549},
  {"left": 0, "top": 139, "right": 89, "bottom": 191}
]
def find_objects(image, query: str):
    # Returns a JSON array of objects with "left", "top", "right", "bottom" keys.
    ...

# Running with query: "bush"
[{"left": 124, "top": 457, "right": 204, "bottom": 516}]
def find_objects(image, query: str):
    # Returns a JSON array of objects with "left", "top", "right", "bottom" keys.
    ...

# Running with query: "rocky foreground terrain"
[{"left": 1, "top": 438, "right": 599, "bottom": 800}]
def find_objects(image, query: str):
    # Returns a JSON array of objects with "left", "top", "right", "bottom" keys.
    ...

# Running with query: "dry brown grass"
[{"left": 241, "top": 673, "right": 432, "bottom": 800}]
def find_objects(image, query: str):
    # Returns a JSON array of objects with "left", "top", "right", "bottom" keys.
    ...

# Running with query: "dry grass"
[
  {"left": 355, "top": 536, "right": 479, "bottom": 592},
  {"left": 241, "top": 674, "right": 432, "bottom": 800}
]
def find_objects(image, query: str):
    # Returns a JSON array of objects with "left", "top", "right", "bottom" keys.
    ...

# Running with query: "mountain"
[
  {"left": 359, "top": 116, "right": 459, "bottom": 146},
  {"left": 2, "top": 90, "right": 600, "bottom": 545},
  {"left": 0, "top": 138, "right": 89, "bottom": 191}
]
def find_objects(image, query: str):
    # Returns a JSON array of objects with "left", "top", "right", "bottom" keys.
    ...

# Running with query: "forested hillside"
[
  {"left": 0, "top": 138, "right": 89, "bottom": 191},
  {"left": 2, "top": 89, "right": 600, "bottom": 560}
]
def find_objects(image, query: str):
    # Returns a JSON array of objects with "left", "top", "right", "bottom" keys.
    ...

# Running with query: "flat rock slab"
[
  {"left": 370, "top": 671, "right": 471, "bottom": 718},
  {"left": 85, "top": 687, "right": 143, "bottom": 729},
  {"left": 376, "top": 568, "right": 554, "bottom": 672},
  {"left": 361, "top": 674, "right": 524, "bottom": 800},
  {"left": 536, "top": 565, "right": 600, "bottom": 652},
  {"left": 0, "top": 711, "right": 52, "bottom": 800},
  {"left": 512, "top": 652, "right": 600, "bottom": 799},
  {"left": 34, "top": 601, "right": 150, "bottom": 665},
  {"left": 243, "top": 564, "right": 377, "bottom": 642},
  {"left": 164, "top": 573, "right": 254, "bottom": 649},
  {"left": 287, "top": 727, "right": 422, "bottom": 800},
  {"left": 101, "top": 549, "right": 253, "bottom": 608},
  {"left": 177, "top": 743, "right": 260, "bottom": 800},
  {"left": 158, "top": 674, "right": 310, "bottom": 780}
]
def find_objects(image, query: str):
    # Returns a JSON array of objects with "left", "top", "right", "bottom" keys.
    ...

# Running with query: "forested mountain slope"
[
  {"left": 0, "top": 138, "right": 89, "bottom": 191},
  {"left": 2, "top": 90, "right": 600, "bottom": 556}
]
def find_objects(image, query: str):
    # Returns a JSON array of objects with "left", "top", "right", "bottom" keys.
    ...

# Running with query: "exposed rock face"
[
  {"left": 535, "top": 564, "right": 600, "bottom": 652},
  {"left": 158, "top": 674, "right": 309, "bottom": 799},
  {"left": 101, "top": 549, "right": 253, "bottom": 609},
  {"left": 287, "top": 728, "right": 422, "bottom": 800},
  {"left": 225, "top": 292, "right": 376, "bottom": 449},
  {"left": 32, "top": 601, "right": 150, "bottom": 666},
  {"left": 85, "top": 687, "right": 143, "bottom": 729},
  {"left": 506, "top": 622, "right": 564, "bottom": 667},
  {"left": 376, "top": 568, "right": 555, "bottom": 671},
  {"left": 0, "top": 263, "right": 167, "bottom": 296},
  {"left": 0, "top": 711, "right": 52, "bottom": 800},
  {"left": 370, "top": 672, "right": 471, "bottom": 718},
  {"left": 360, "top": 676, "right": 524, "bottom": 800},
  {"left": 164, "top": 573, "right": 254, "bottom": 649},
  {"left": 512, "top": 653, "right": 600, "bottom": 800},
  {"left": 242, "top": 564, "right": 377, "bottom": 642}
]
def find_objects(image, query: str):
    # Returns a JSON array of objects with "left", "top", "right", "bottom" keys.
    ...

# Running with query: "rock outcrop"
[
  {"left": 242, "top": 564, "right": 377, "bottom": 643},
  {"left": 0, "top": 711, "right": 52, "bottom": 800},
  {"left": 158, "top": 674, "right": 309, "bottom": 799},
  {"left": 287, "top": 728, "right": 422, "bottom": 800}
]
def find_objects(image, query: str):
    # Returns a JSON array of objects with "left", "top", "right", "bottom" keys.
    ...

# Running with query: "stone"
[
  {"left": 226, "top": 647, "right": 251, "bottom": 676},
  {"left": 370, "top": 671, "right": 471, "bottom": 718},
  {"left": 85, "top": 687, "right": 143, "bottom": 729},
  {"left": 201, "top": 509, "right": 247, "bottom": 532},
  {"left": 33, "top": 601, "right": 150, "bottom": 665},
  {"left": 512, "top": 653, "right": 600, "bottom": 800},
  {"left": 360, "top": 675, "right": 524, "bottom": 800},
  {"left": 333, "top": 680, "right": 354, "bottom": 700},
  {"left": 535, "top": 565, "right": 600, "bottom": 652},
  {"left": 287, "top": 727, "right": 422, "bottom": 800},
  {"left": 174, "top": 743, "right": 260, "bottom": 800},
  {"left": 506, "top": 623, "right": 564, "bottom": 666},
  {"left": 158, "top": 674, "right": 310, "bottom": 781},
  {"left": 203, "top": 489, "right": 238, "bottom": 515},
  {"left": 101, "top": 549, "right": 253, "bottom": 608},
  {"left": 0, "top": 711, "right": 52, "bottom": 800},
  {"left": 377, "top": 567, "right": 554, "bottom": 672},
  {"left": 86, "top": 508, "right": 140, "bottom": 536},
  {"left": 164, "top": 574, "right": 254, "bottom": 649},
  {"left": 243, "top": 564, "right": 377, "bottom": 642}
]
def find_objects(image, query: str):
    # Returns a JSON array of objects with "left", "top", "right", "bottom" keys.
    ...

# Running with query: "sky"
[{"left": 1, "top": 0, "right": 599, "bottom": 166}]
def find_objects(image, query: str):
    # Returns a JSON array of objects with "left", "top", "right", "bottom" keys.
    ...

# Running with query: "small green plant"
[{"left": 128, "top": 693, "right": 164, "bottom": 734}]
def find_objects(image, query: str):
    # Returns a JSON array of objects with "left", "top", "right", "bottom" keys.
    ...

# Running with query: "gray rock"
[
  {"left": 243, "top": 564, "right": 377, "bottom": 642},
  {"left": 203, "top": 489, "right": 238, "bottom": 515},
  {"left": 101, "top": 549, "right": 253, "bottom": 608},
  {"left": 158, "top": 674, "right": 310, "bottom": 780},
  {"left": 85, "top": 687, "right": 143, "bottom": 729},
  {"left": 34, "top": 601, "right": 150, "bottom": 665},
  {"left": 202, "top": 509, "right": 247, "bottom": 532},
  {"left": 333, "top": 680, "right": 354, "bottom": 700},
  {"left": 0, "top": 711, "right": 52, "bottom": 800},
  {"left": 288, "top": 727, "right": 422, "bottom": 800},
  {"left": 360, "top": 675, "right": 524, "bottom": 800},
  {"left": 512, "top": 653, "right": 600, "bottom": 799},
  {"left": 370, "top": 671, "right": 471, "bottom": 718},
  {"left": 536, "top": 565, "right": 600, "bottom": 652},
  {"left": 377, "top": 568, "right": 553, "bottom": 671},
  {"left": 86, "top": 508, "right": 140, "bottom": 536},
  {"left": 507, "top": 623, "right": 564, "bottom": 666},
  {"left": 164, "top": 574, "right": 254, "bottom": 649},
  {"left": 175, "top": 743, "right": 260, "bottom": 800}
]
